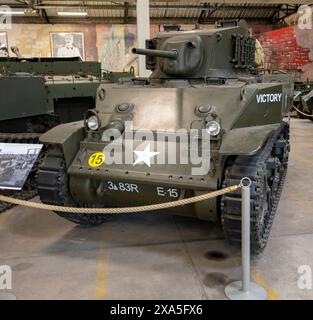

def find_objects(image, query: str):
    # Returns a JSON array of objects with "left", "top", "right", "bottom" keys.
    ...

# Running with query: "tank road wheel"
[
  {"left": 221, "top": 122, "right": 289, "bottom": 254},
  {"left": 37, "top": 147, "right": 111, "bottom": 226}
]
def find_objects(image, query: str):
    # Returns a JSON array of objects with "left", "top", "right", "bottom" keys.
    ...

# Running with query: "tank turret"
[{"left": 133, "top": 26, "right": 256, "bottom": 79}]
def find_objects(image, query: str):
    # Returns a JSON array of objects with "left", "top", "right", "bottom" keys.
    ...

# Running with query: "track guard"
[
  {"left": 219, "top": 124, "right": 280, "bottom": 156},
  {"left": 39, "top": 121, "right": 85, "bottom": 166}
]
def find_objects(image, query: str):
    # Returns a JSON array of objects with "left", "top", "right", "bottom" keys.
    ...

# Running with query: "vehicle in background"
[{"left": 0, "top": 51, "right": 135, "bottom": 212}]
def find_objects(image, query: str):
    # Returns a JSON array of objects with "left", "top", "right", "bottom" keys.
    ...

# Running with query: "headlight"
[
  {"left": 206, "top": 120, "right": 221, "bottom": 137},
  {"left": 86, "top": 115, "right": 100, "bottom": 131}
]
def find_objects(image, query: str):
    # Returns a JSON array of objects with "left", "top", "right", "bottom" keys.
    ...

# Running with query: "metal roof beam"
[
  {"left": 39, "top": 8, "right": 50, "bottom": 23},
  {"left": 21, "top": 0, "right": 313, "bottom": 3},
  {"left": 124, "top": 1, "right": 129, "bottom": 24},
  {"left": 1, "top": 1, "right": 300, "bottom": 25},
  {"left": 198, "top": 3, "right": 222, "bottom": 24},
  {"left": 8, "top": 16, "right": 276, "bottom": 24},
  {"left": 0, "top": 3, "right": 295, "bottom": 11}
]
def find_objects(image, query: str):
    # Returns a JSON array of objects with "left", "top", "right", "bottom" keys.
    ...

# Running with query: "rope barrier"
[
  {"left": 0, "top": 184, "right": 241, "bottom": 214},
  {"left": 293, "top": 105, "right": 313, "bottom": 118}
]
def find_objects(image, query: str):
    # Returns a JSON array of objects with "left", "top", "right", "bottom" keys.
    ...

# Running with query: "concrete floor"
[{"left": 0, "top": 118, "right": 313, "bottom": 300}]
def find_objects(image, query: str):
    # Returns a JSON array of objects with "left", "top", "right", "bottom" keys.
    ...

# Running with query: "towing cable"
[
  {"left": 0, "top": 184, "right": 240, "bottom": 214},
  {"left": 293, "top": 105, "right": 313, "bottom": 118}
]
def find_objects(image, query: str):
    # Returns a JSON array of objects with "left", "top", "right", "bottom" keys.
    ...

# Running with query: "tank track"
[
  {"left": 37, "top": 147, "right": 111, "bottom": 226},
  {"left": 0, "top": 132, "right": 42, "bottom": 214},
  {"left": 0, "top": 132, "right": 41, "bottom": 143},
  {"left": 221, "top": 122, "right": 289, "bottom": 254}
]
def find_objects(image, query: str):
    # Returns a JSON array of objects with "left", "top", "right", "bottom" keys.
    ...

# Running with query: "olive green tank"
[
  {"left": 38, "top": 25, "right": 293, "bottom": 253},
  {"left": 0, "top": 51, "right": 135, "bottom": 136},
  {"left": 0, "top": 55, "right": 103, "bottom": 211},
  {"left": 0, "top": 52, "right": 134, "bottom": 213}
]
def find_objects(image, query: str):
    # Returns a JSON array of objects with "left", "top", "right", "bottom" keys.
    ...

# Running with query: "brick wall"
[{"left": 258, "top": 26, "right": 311, "bottom": 71}]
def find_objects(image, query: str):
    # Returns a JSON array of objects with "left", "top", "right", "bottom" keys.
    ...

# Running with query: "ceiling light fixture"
[
  {"left": 0, "top": 10, "right": 25, "bottom": 15},
  {"left": 57, "top": 11, "right": 88, "bottom": 17}
]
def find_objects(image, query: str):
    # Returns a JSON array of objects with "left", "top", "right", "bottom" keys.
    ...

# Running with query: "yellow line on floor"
[
  {"left": 94, "top": 227, "right": 111, "bottom": 300},
  {"left": 288, "top": 192, "right": 313, "bottom": 209},
  {"left": 94, "top": 249, "right": 108, "bottom": 300},
  {"left": 252, "top": 268, "right": 280, "bottom": 300}
]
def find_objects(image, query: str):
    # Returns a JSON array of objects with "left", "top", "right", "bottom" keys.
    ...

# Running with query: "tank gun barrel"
[{"left": 132, "top": 48, "right": 178, "bottom": 60}]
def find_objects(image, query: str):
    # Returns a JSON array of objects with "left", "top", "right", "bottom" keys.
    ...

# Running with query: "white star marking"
[{"left": 133, "top": 144, "right": 159, "bottom": 167}]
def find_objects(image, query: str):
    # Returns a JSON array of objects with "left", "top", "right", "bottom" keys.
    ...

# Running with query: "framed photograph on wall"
[
  {"left": 0, "top": 32, "right": 8, "bottom": 57},
  {"left": 50, "top": 32, "right": 85, "bottom": 60}
]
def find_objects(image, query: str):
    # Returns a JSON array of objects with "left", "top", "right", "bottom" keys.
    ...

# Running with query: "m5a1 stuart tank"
[{"left": 37, "top": 24, "right": 292, "bottom": 253}]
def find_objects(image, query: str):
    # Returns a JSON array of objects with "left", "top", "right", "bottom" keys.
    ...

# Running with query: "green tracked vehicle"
[
  {"left": 37, "top": 25, "right": 292, "bottom": 253},
  {"left": 0, "top": 55, "right": 102, "bottom": 140},
  {"left": 0, "top": 55, "right": 103, "bottom": 211},
  {"left": 0, "top": 54, "right": 135, "bottom": 140},
  {"left": 0, "top": 54, "right": 134, "bottom": 212}
]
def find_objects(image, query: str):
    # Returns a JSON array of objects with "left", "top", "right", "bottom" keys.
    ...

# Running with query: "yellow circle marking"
[{"left": 88, "top": 152, "right": 105, "bottom": 167}]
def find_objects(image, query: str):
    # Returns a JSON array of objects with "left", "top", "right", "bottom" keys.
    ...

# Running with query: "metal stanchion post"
[
  {"left": 242, "top": 177, "right": 250, "bottom": 293},
  {"left": 225, "top": 177, "right": 268, "bottom": 300}
]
